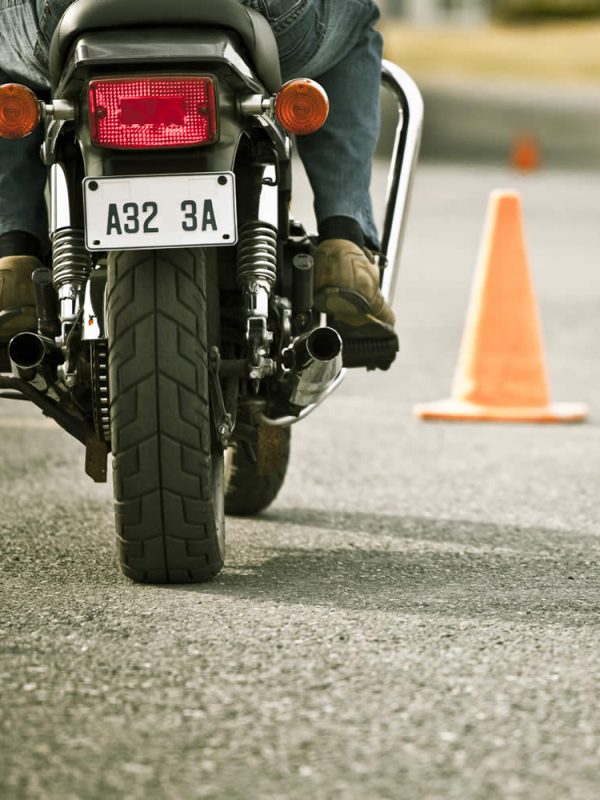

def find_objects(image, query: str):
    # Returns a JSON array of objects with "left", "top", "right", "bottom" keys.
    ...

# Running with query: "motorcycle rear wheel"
[
  {"left": 224, "top": 426, "right": 290, "bottom": 516},
  {"left": 107, "top": 248, "right": 224, "bottom": 583}
]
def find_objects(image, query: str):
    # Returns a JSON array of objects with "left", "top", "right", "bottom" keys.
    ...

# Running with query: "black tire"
[
  {"left": 224, "top": 426, "right": 290, "bottom": 516},
  {"left": 106, "top": 248, "right": 224, "bottom": 583}
]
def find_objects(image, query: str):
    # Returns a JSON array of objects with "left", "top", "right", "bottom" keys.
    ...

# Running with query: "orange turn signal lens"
[
  {"left": 275, "top": 78, "right": 329, "bottom": 136},
  {"left": 0, "top": 84, "right": 41, "bottom": 140}
]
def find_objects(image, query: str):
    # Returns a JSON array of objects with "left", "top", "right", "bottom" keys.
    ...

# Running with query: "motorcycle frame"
[{"left": 0, "top": 30, "right": 423, "bottom": 457}]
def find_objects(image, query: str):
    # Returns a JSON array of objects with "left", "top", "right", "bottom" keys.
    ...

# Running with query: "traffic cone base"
[{"left": 414, "top": 399, "right": 588, "bottom": 424}]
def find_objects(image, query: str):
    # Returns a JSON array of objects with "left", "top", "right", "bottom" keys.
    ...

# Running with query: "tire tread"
[{"left": 107, "top": 248, "right": 223, "bottom": 583}]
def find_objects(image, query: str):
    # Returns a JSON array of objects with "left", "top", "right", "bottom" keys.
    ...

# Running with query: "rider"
[{"left": 0, "top": 0, "right": 395, "bottom": 344}]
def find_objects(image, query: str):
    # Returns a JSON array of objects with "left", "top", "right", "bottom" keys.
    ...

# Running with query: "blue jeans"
[{"left": 0, "top": 0, "right": 382, "bottom": 247}]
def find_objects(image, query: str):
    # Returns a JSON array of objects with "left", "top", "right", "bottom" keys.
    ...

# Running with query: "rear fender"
[{"left": 56, "top": 28, "right": 268, "bottom": 178}]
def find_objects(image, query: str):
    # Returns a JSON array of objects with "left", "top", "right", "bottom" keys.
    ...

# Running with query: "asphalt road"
[{"left": 2, "top": 163, "right": 600, "bottom": 800}]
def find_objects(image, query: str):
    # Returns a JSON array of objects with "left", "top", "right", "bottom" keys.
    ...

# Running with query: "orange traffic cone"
[
  {"left": 511, "top": 132, "right": 541, "bottom": 172},
  {"left": 414, "top": 190, "right": 588, "bottom": 423}
]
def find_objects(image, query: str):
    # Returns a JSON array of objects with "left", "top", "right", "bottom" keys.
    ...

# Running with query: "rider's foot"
[
  {"left": 0, "top": 255, "right": 40, "bottom": 341},
  {"left": 313, "top": 238, "right": 396, "bottom": 338}
]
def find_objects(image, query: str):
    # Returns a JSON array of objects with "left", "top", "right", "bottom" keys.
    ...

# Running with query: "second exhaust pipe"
[{"left": 8, "top": 332, "right": 64, "bottom": 382}]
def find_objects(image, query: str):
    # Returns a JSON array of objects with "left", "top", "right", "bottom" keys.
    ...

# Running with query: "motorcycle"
[{"left": 0, "top": 0, "right": 423, "bottom": 583}]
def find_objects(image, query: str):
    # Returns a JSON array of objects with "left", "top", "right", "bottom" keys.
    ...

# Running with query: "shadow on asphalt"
[
  {"left": 181, "top": 508, "right": 600, "bottom": 625},
  {"left": 8, "top": 502, "right": 598, "bottom": 629},
  {"left": 263, "top": 508, "right": 593, "bottom": 552}
]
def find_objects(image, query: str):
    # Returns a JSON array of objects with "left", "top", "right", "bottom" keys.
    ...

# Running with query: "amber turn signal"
[
  {"left": 275, "top": 78, "right": 329, "bottom": 136},
  {"left": 0, "top": 84, "right": 41, "bottom": 140}
]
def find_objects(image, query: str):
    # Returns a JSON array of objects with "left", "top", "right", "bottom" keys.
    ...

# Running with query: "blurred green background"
[
  {"left": 491, "top": 0, "right": 600, "bottom": 19},
  {"left": 381, "top": 0, "right": 600, "bottom": 21},
  {"left": 379, "top": 0, "right": 600, "bottom": 83}
]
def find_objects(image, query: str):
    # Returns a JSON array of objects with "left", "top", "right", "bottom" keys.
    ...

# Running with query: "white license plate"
[{"left": 83, "top": 172, "right": 237, "bottom": 251}]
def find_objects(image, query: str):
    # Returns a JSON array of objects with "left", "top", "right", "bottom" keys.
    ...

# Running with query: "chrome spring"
[
  {"left": 51, "top": 227, "right": 92, "bottom": 290},
  {"left": 236, "top": 222, "right": 278, "bottom": 289}
]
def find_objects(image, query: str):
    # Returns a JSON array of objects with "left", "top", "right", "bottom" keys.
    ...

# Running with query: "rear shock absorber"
[
  {"left": 237, "top": 221, "right": 277, "bottom": 315},
  {"left": 236, "top": 221, "right": 278, "bottom": 379},
  {"left": 51, "top": 227, "right": 92, "bottom": 340}
]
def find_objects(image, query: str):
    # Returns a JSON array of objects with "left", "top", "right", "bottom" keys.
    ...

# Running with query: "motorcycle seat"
[{"left": 48, "top": 0, "right": 282, "bottom": 93}]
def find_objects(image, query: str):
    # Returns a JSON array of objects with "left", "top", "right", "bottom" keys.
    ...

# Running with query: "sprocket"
[{"left": 90, "top": 339, "right": 110, "bottom": 441}]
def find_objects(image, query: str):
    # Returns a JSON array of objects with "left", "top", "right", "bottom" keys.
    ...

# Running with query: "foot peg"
[{"left": 335, "top": 328, "right": 399, "bottom": 371}]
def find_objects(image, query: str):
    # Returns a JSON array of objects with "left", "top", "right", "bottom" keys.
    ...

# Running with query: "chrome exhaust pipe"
[
  {"left": 286, "top": 326, "right": 342, "bottom": 369},
  {"left": 8, "top": 332, "right": 63, "bottom": 382},
  {"left": 286, "top": 326, "right": 343, "bottom": 409},
  {"left": 256, "top": 327, "right": 345, "bottom": 427}
]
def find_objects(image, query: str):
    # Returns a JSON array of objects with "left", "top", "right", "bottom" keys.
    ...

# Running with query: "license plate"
[{"left": 83, "top": 172, "right": 237, "bottom": 251}]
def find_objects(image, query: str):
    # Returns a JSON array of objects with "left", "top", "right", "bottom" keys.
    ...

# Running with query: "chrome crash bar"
[{"left": 379, "top": 60, "right": 424, "bottom": 304}]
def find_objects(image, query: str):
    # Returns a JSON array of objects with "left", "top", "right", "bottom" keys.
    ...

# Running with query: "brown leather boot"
[
  {"left": 313, "top": 239, "right": 399, "bottom": 369},
  {"left": 0, "top": 255, "right": 40, "bottom": 341},
  {"left": 313, "top": 239, "right": 395, "bottom": 335}
]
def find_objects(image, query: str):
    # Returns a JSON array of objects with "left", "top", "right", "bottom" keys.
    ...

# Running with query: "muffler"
[
  {"left": 285, "top": 326, "right": 343, "bottom": 409},
  {"left": 8, "top": 331, "right": 64, "bottom": 382}
]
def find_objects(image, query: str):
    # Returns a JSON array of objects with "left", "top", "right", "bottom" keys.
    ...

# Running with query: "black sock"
[
  {"left": 0, "top": 231, "right": 43, "bottom": 260},
  {"left": 318, "top": 216, "right": 365, "bottom": 248}
]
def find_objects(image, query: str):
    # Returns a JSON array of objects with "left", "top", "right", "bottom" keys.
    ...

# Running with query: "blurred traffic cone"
[
  {"left": 511, "top": 132, "right": 541, "bottom": 172},
  {"left": 414, "top": 190, "right": 588, "bottom": 423}
]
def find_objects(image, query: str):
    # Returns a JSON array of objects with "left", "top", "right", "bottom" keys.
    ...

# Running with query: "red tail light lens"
[{"left": 88, "top": 77, "right": 218, "bottom": 149}]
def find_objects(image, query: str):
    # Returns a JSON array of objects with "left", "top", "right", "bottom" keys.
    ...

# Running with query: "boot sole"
[{"left": 314, "top": 286, "right": 395, "bottom": 337}]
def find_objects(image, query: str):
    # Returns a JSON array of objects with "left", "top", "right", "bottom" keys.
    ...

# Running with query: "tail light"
[
  {"left": 275, "top": 79, "right": 329, "bottom": 136},
  {"left": 88, "top": 76, "right": 218, "bottom": 149},
  {"left": 0, "top": 84, "right": 41, "bottom": 140}
]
